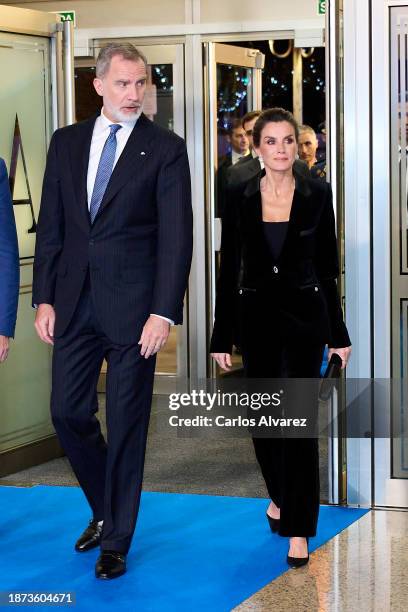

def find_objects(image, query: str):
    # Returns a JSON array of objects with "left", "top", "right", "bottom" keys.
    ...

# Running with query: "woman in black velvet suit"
[{"left": 210, "top": 108, "right": 351, "bottom": 568}]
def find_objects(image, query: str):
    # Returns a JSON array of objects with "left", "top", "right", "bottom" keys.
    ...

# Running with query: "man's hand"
[
  {"left": 211, "top": 353, "right": 232, "bottom": 372},
  {"left": 0, "top": 336, "right": 10, "bottom": 362},
  {"left": 138, "top": 315, "right": 170, "bottom": 359},
  {"left": 34, "top": 304, "right": 56, "bottom": 345},
  {"left": 327, "top": 346, "right": 352, "bottom": 369}
]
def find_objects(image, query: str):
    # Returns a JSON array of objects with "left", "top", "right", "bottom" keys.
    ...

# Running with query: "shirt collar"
[
  {"left": 232, "top": 149, "right": 249, "bottom": 165},
  {"left": 100, "top": 107, "right": 139, "bottom": 132}
]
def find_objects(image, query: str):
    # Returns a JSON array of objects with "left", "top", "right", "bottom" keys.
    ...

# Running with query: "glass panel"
[
  {"left": 216, "top": 65, "right": 251, "bottom": 158},
  {"left": 0, "top": 33, "right": 53, "bottom": 453},
  {"left": 75, "top": 63, "right": 174, "bottom": 130},
  {"left": 75, "top": 66, "right": 102, "bottom": 122},
  {"left": 75, "top": 56, "right": 178, "bottom": 377},
  {"left": 302, "top": 47, "right": 326, "bottom": 130},
  {"left": 226, "top": 39, "right": 293, "bottom": 112},
  {"left": 214, "top": 64, "right": 254, "bottom": 375},
  {"left": 390, "top": 9, "right": 408, "bottom": 479}
]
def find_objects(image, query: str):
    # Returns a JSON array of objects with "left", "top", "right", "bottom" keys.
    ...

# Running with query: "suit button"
[
  {"left": 315, "top": 286, "right": 319, "bottom": 292},
  {"left": 89, "top": 240, "right": 94, "bottom": 246},
  {"left": 239, "top": 289, "right": 243, "bottom": 295},
  {"left": 273, "top": 266, "right": 279, "bottom": 273}
]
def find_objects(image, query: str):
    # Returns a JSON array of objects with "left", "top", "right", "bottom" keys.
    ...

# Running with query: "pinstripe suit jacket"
[
  {"left": 0, "top": 158, "right": 19, "bottom": 338},
  {"left": 33, "top": 114, "right": 193, "bottom": 343}
]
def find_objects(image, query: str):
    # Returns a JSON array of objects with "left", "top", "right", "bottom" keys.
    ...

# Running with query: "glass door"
[
  {"left": 79, "top": 41, "right": 186, "bottom": 393},
  {"left": 204, "top": 42, "right": 264, "bottom": 377},
  {"left": 0, "top": 6, "right": 67, "bottom": 474},
  {"left": 374, "top": 6, "right": 408, "bottom": 507}
]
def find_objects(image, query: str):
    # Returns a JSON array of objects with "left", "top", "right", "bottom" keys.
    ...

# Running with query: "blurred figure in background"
[
  {"left": 217, "top": 118, "right": 250, "bottom": 216},
  {"left": 298, "top": 125, "right": 327, "bottom": 181}
]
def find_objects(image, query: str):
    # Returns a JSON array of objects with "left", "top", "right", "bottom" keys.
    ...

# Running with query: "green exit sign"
[
  {"left": 318, "top": 0, "right": 326, "bottom": 15},
  {"left": 56, "top": 11, "right": 76, "bottom": 27}
]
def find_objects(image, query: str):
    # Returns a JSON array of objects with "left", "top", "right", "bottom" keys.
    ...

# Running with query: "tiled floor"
[{"left": 234, "top": 509, "right": 408, "bottom": 611}]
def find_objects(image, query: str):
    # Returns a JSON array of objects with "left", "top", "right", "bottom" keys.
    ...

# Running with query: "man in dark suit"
[
  {"left": 33, "top": 43, "right": 193, "bottom": 579},
  {"left": 0, "top": 158, "right": 19, "bottom": 362},
  {"left": 216, "top": 118, "right": 249, "bottom": 216},
  {"left": 298, "top": 124, "right": 326, "bottom": 181}
]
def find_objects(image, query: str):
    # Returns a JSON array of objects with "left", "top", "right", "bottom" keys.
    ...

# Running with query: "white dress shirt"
[
  {"left": 231, "top": 149, "right": 249, "bottom": 165},
  {"left": 87, "top": 109, "right": 138, "bottom": 209},
  {"left": 88, "top": 108, "right": 173, "bottom": 326}
]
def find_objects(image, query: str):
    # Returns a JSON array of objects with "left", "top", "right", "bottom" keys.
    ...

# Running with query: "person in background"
[
  {"left": 0, "top": 157, "right": 19, "bottom": 363},
  {"left": 227, "top": 112, "right": 310, "bottom": 192},
  {"left": 298, "top": 124, "right": 327, "bottom": 181},
  {"left": 217, "top": 118, "right": 250, "bottom": 216},
  {"left": 240, "top": 110, "right": 263, "bottom": 161},
  {"left": 210, "top": 108, "right": 351, "bottom": 568}
]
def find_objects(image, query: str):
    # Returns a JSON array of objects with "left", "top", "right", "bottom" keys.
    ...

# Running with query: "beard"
[{"left": 105, "top": 103, "right": 143, "bottom": 123}]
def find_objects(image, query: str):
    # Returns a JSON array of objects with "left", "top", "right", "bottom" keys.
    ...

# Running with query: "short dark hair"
[
  {"left": 253, "top": 108, "right": 299, "bottom": 147},
  {"left": 242, "top": 110, "right": 262, "bottom": 129},
  {"left": 229, "top": 118, "right": 244, "bottom": 134},
  {"left": 96, "top": 42, "right": 147, "bottom": 78}
]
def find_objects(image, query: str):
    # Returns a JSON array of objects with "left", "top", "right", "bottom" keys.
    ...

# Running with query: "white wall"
[
  {"left": 200, "top": 0, "right": 322, "bottom": 22},
  {"left": 5, "top": 0, "right": 323, "bottom": 29},
  {"left": 5, "top": 1, "right": 186, "bottom": 27}
]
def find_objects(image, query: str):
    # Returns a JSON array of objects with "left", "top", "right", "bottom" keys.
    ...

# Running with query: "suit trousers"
[
  {"left": 242, "top": 337, "right": 324, "bottom": 538},
  {"left": 51, "top": 275, "right": 156, "bottom": 553}
]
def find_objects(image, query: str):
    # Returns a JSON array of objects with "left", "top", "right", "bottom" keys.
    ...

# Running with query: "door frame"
[
  {"left": 0, "top": 4, "right": 72, "bottom": 475},
  {"left": 0, "top": 5, "right": 67, "bottom": 130},
  {"left": 73, "top": 30, "right": 342, "bottom": 505},
  {"left": 204, "top": 41, "right": 264, "bottom": 377}
]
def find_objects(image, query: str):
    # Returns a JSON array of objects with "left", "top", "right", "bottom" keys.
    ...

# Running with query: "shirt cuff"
[{"left": 150, "top": 314, "right": 174, "bottom": 326}]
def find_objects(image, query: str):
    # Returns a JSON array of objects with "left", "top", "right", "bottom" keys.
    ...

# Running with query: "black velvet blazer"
[{"left": 210, "top": 170, "right": 351, "bottom": 354}]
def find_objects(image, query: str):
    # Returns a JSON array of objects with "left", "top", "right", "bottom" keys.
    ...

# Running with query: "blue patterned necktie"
[{"left": 89, "top": 123, "right": 122, "bottom": 223}]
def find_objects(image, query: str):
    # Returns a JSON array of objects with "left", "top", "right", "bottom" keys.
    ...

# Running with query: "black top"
[
  {"left": 262, "top": 221, "right": 289, "bottom": 261},
  {"left": 209, "top": 172, "right": 351, "bottom": 353}
]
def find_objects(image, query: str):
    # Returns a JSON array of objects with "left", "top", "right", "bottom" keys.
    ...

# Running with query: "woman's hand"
[
  {"left": 211, "top": 353, "right": 232, "bottom": 371},
  {"left": 327, "top": 346, "right": 352, "bottom": 369}
]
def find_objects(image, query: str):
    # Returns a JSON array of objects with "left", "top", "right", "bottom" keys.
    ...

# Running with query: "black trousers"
[
  {"left": 242, "top": 338, "right": 324, "bottom": 538},
  {"left": 51, "top": 277, "right": 156, "bottom": 553}
]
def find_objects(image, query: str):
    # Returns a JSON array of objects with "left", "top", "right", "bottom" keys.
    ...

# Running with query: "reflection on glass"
[
  {"left": 216, "top": 65, "right": 251, "bottom": 158},
  {"left": 149, "top": 64, "right": 174, "bottom": 131},
  {"left": 0, "top": 33, "right": 53, "bottom": 454},
  {"left": 214, "top": 65, "right": 253, "bottom": 374},
  {"left": 390, "top": 8, "right": 408, "bottom": 479}
]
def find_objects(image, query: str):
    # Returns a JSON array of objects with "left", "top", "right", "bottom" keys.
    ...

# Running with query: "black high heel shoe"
[
  {"left": 287, "top": 537, "right": 309, "bottom": 568},
  {"left": 266, "top": 513, "right": 280, "bottom": 533}
]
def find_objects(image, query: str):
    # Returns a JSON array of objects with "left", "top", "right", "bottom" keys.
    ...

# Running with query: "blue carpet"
[{"left": 0, "top": 486, "right": 369, "bottom": 611}]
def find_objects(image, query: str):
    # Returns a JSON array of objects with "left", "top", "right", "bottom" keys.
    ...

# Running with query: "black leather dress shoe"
[
  {"left": 75, "top": 519, "right": 103, "bottom": 552},
  {"left": 95, "top": 551, "right": 127, "bottom": 580}
]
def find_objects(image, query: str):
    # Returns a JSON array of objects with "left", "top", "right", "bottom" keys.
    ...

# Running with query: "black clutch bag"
[{"left": 319, "top": 353, "right": 342, "bottom": 401}]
